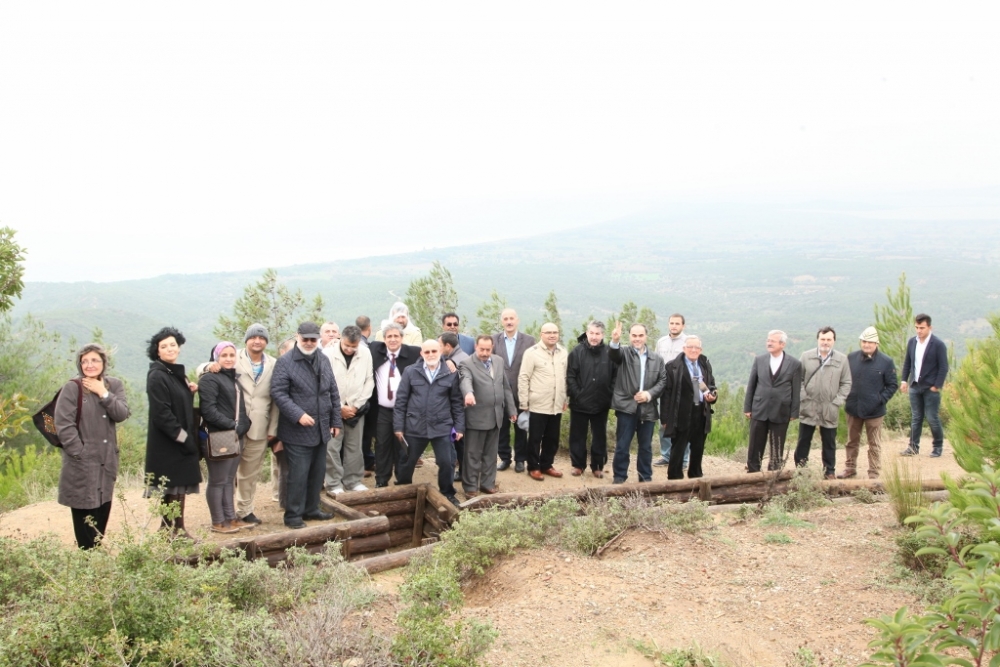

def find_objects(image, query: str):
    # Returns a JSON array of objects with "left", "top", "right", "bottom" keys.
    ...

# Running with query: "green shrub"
[
  {"left": 943, "top": 314, "right": 1000, "bottom": 472},
  {"left": 0, "top": 444, "right": 62, "bottom": 511},
  {"left": 882, "top": 460, "right": 928, "bottom": 527}
]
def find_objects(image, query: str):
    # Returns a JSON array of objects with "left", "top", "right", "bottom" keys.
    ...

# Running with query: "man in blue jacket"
[
  {"left": 900, "top": 314, "right": 949, "bottom": 458},
  {"left": 394, "top": 339, "right": 465, "bottom": 505},
  {"left": 271, "top": 322, "right": 343, "bottom": 529}
]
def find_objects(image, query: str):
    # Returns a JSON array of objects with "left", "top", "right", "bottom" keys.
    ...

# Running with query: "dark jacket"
[
  {"left": 743, "top": 353, "right": 802, "bottom": 423},
  {"left": 145, "top": 361, "right": 202, "bottom": 489},
  {"left": 491, "top": 331, "right": 536, "bottom": 409},
  {"left": 197, "top": 368, "right": 251, "bottom": 437},
  {"left": 271, "top": 345, "right": 343, "bottom": 447},
  {"left": 566, "top": 332, "right": 613, "bottom": 414},
  {"left": 901, "top": 334, "right": 949, "bottom": 388},
  {"left": 845, "top": 349, "right": 899, "bottom": 419},
  {"left": 393, "top": 363, "right": 465, "bottom": 439},
  {"left": 609, "top": 343, "right": 667, "bottom": 421},
  {"left": 660, "top": 354, "right": 716, "bottom": 437},
  {"left": 367, "top": 341, "right": 422, "bottom": 423},
  {"left": 55, "top": 376, "right": 130, "bottom": 509}
]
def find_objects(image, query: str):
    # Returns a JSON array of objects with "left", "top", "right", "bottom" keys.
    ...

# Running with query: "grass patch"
[
  {"left": 765, "top": 532, "right": 793, "bottom": 545},
  {"left": 632, "top": 638, "right": 726, "bottom": 666},
  {"left": 882, "top": 459, "right": 928, "bottom": 526},
  {"left": 851, "top": 488, "right": 878, "bottom": 504},
  {"left": 761, "top": 508, "right": 815, "bottom": 529}
]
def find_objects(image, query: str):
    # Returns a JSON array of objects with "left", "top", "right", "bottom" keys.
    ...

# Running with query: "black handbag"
[{"left": 31, "top": 379, "right": 83, "bottom": 447}]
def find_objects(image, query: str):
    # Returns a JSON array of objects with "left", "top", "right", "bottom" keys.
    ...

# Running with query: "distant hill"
[{"left": 15, "top": 204, "right": 1000, "bottom": 388}]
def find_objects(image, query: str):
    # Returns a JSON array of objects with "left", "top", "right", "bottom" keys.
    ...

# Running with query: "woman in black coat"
[
  {"left": 145, "top": 326, "right": 202, "bottom": 537},
  {"left": 198, "top": 341, "right": 253, "bottom": 533}
]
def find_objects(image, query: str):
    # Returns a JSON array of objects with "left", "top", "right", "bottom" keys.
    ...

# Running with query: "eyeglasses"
[
  {"left": 541, "top": 330, "right": 559, "bottom": 335},
  {"left": 301, "top": 337, "right": 319, "bottom": 344}
]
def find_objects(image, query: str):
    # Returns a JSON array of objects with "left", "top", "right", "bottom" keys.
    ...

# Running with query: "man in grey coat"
[
  {"left": 744, "top": 330, "right": 803, "bottom": 472},
  {"left": 271, "top": 322, "right": 343, "bottom": 529},
  {"left": 793, "top": 327, "right": 852, "bottom": 479},
  {"left": 458, "top": 335, "right": 516, "bottom": 496}
]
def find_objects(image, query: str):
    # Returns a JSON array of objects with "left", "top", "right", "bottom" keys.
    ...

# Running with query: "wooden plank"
[
  {"left": 412, "top": 486, "right": 427, "bottom": 548},
  {"left": 237, "top": 515, "right": 390, "bottom": 553},
  {"left": 347, "top": 532, "right": 392, "bottom": 556},
  {"left": 349, "top": 498, "right": 418, "bottom": 517},
  {"left": 319, "top": 497, "right": 368, "bottom": 520},
  {"left": 387, "top": 527, "right": 414, "bottom": 548},
  {"left": 336, "top": 485, "right": 420, "bottom": 506},
  {"left": 387, "top": 512, "right": 417, "bottom": 531},
  {"left": 425, "top": 487, "right": 460, "bottom": 524},
  {"left": 354, "top": 543, "right": 439, "bottom": 574}
]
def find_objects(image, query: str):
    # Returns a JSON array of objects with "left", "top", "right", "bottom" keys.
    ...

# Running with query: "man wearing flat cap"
[
  {"left": 271, "top": 321, "right": 343, "bottom": 528},
  {"left": 839, "top": 327, "right": 898, "bottom": 479}
]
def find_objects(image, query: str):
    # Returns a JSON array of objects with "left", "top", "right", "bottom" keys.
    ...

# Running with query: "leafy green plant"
[
  {"left": 632, "top": 638, "right": 725, "bottom": 666},
  {"left": 943, "top": 314, "right": 1000, "bottom": 472},
  {"left": 863, "top": 466, "right": 1000, "bottom": 666},
  {"left": 771, "top": 467, "right": 830, "bottom": 512},
  {"left": 852, "top": 488, "right": 878, "bottom": 504},
  {"left": 761, "top": 508, "right": 815, "bottom": 529}
]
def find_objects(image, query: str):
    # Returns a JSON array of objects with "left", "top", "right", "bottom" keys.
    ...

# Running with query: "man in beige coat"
[
  {"left": 323, "top": 325, "right": 375, "bottom": 494},
  {"left": 518, "top": 323, "right": 568, "bottom": 481},
  {"left": 793, "top": 327, "right": 852, "bottom": 479},
  {"left": 197, "top": 323, "right": 279, "bottom": 525}
]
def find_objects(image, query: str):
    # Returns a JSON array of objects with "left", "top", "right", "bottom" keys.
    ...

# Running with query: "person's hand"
[
  {"left": 930, "top": 386, "right": 939, "bottom": 393},
  {"left": 81, "top": 377, "right": 105, "bottom": 396},
  {"left": 299, "top": 413, "right": 316, "bottom": 426},
  {"left": 900, "top": 381, "right": 909, "bottom": 394},
  {"left": 509, "top": 415, "right": 517, "bottom": 422},
  {"left": 705, "top": 391, "right": 718, "bottom": 404},
  {"left": 454, "top": 432, "right": 464, "bottom": 441},
  {"left": 634, "top": 390, "right": 650, "bottom": 404},
  {"left": 446, "top": 359, "right": 457, "bottom": 372},
  {"left": 395, "top": 431, "right": 404, "bottom": 441},
  {"left": 611, "top": 320, "right": 622, "bottom": 344},
  {"left": 465, "top": 393, "right": 477, "bottom": 406},
  {"left": 330, "top": 427, "right": 341, "bottom": 438},
  {"left": 744, "top": 412, "right": 752, "bottom": 419},
  {"left": 341, "top": 405, "right": 357, "bottom": 419},
  {"left": 208, "top": 362, "right": 221, "bottom": 374},
  {"left": 187, "top": 381, "right": 199, "bottom": 393},
  {"left": 272, "top": 441, "right": 284, "bottom": 453}
]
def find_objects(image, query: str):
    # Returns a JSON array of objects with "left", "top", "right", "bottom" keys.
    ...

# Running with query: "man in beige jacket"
[
  {"left": 323, "top": 325, "right": 375, "bottom": 494},
  {"left": 518, "top": 323, "right": 568, "bottom": 481},
  {"left": 197, "top": 323, "right": 279, "bottom": 525}
]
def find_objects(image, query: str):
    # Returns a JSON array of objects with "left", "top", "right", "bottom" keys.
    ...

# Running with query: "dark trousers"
[
  {"left": 498, "top": 419, "right": 528, "bottom": 464},
  {"left": 374, "top": 407, "right": 403, "bottom": 488},
  {"left": 283, "top": 439, "right": 327, "bottom": 523},
  {"left": 396, "top": 434, "right": 456, "bottom": 498},
  {"left": 612, "top": 410, "right": 655, "bottom": 483},
  {"left": 360, "top": 401, "right": 377, "bottom": 470},
  {"left": 747, "top": 419, "right": 789, "bottom": 472},
  {"left": 794, "top": 423, "right": 837, "bottom": 475},
  {"left": 526, "top": 412, "right": 562, "bottom": 472},
  {"left": 668, "top": 410, "right": 707, "bottom": 480},
  {"left": 71, "top": 501, "right": 113, "bottom": 549},
  {"left": 568, "top": 410, "right": 608, "bottom": 471},
  {"left": 908, "top": 384, "right": 944, "bottom": 453}
]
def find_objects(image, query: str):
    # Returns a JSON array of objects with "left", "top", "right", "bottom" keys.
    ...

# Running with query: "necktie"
[
  {"left": 387, "top": 353, "right": 397, "bottom": 400},
  {"left": 692, "top": 366, "right": 702, "bottom": 404}
]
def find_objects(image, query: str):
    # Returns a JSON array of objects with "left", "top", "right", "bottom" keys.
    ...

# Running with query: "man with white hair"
[
  {"left": 743, "top": 330, "right": 802, "bottom": 472},
  {"left": 840, "top": 327, "right": 899, "bottom": 479},
  {"left": 320, "top": 322, "right": 340, "bottom": 348}
]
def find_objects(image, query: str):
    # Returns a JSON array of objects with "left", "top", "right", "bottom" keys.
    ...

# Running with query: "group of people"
[{"left": 50, "top": 297, "right": 949, "bottom": 546}]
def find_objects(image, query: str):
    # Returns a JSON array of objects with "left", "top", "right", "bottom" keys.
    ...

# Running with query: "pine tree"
[
  {"left": 214, "top": 269, "right": 320, "bottom": 354},
  {"left": 0, "top": 226, "right": 26, "bottom": 314},
  {"left": 404, "top": 261, "right": 459, "bottom": 340},
  {"left": 943, "top": 314, "right": 1000, "bottom": 472},
  {"left": 475, "top": 290, "right": 507, "bottom": 336}
]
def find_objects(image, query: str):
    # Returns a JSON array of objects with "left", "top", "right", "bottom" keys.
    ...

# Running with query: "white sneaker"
[
  {"left": 349, "top": 483, "right": 368, "bottom": 492},
  {"left": 325, "top": 487, "right": 345, "bottom": 497}
]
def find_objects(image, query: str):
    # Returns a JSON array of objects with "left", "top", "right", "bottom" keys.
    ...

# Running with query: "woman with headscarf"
[
  {"left": 54, "top": 343, "right": 130, "bottom": 549},
  {"left": 198, "top": 341, "right": 253, "bottom": 533},
  {"left": 145, "top": 326, "right": 202, "bottom": 537},
  {"left": 373, "top": 301, "right": 423, "bottom": 346}
]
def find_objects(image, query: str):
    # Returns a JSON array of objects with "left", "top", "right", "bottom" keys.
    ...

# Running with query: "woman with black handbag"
[
  {"left": 198, "top": 341, "right": 253, "bottom": 533},
  {"left": 54, "top": 343, "right": 130, "bottom": 549}
]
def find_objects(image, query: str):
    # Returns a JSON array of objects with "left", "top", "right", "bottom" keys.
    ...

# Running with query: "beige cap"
[{"left": 859, "top": 326, "right": 879, "bottom": 343}]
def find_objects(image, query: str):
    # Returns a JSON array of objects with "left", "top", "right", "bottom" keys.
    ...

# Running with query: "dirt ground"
[{"left": 0, "top": 435, "right": 965, "bottom": 666}]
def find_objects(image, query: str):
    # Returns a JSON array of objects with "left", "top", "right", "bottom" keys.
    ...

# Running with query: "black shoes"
[
  {"left": 454, "top": 467, "right": 462, "bottom": 482},
  {"left": 240, "top": 513, "right": 262, "bottom": 525},
  {"left": 284, "top": 519, "right": 306, "bottom": 529},
  {"left": 497, "top": 460, "right": 511, "bottom": 471},
  {"left": 515, "top": 461, "right": 526, "bottom": 473},
  {"left": 445, "top": 495, "right": 461, "bottom": 507},
  {"left": 304, "top": 511, "right": 333, "bottom": 521}
]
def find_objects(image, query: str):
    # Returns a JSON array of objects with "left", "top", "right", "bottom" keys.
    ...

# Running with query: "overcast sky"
[{"left": 2, "top": 2, "right": 997, "bottom": 283}]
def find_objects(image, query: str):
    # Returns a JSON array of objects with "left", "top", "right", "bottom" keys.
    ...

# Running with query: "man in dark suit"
[
  {"left": 270, "top": 321, "right": 343, "bottom": 529},
  {"left": 368, "top": 323, "right": 421, "bottom": 487},
  {"left": 492, "top": 308, "right": 536, "bottom": 472},
  {"left": 458, "top": 335, "right": 516, "bottom": 496},
  {"left": 743, "top": 330, "right": 802, "bottom": 472},
  {"left": 442, "top": 312, "right": 476, "bottom": 356},
  {"left": 900, "top": 314, "right": 949, "bottom": 458},
  {"left": 393, "top": 339, "right": 465, "bottom": 505},
  {"left": 661, "top": 336, "right": 717, "bottom": 480}
]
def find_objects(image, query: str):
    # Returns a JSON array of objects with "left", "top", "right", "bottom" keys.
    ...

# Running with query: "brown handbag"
[{"left": 206, "top": 383, "right": 241, "bottom": 461}]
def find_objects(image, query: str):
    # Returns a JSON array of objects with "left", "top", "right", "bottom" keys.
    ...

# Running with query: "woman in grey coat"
[{"left": 55, "top": 343, "right": 131, "bottom": 549}]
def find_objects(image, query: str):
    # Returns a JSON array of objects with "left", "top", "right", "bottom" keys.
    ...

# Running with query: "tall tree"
[
  {"left": 404, "top": 261, "right": 459, "bottom": 339},
  {"left": 475, "top": 290, "right": 508, "bottom": 336},
  {"left": 874, "top": 272, "right": 913, "bottom": 370},
  {"left": 0, "top": 226, "right": 26, "bottom": 314},
  {"left": 608, "top": 301, "right": 660, "bottom": 346},
  {"left": 214, "top": 269, "right": 321, "bottom": 354},
  {"left": 943, "top": 314, "right": 1000, "bottom": 472}
]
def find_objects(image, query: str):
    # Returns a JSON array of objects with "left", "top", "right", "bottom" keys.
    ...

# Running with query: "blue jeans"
[
  {"left": 908, "top": 384, "right": 944, "bottom": 453},
  {"left": 613, "top": 411, "right": 654, "bottom": 483},
  {"left": 659, "top": 430, "right": 690, "bottom": 468}
]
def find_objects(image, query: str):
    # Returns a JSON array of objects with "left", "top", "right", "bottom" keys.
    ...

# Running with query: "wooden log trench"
[{"left": 354, "top": 543, "right": 440, "bottom": 575}]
